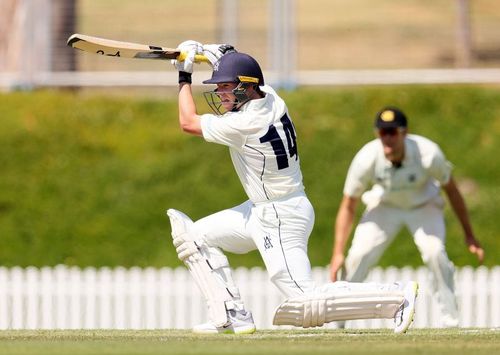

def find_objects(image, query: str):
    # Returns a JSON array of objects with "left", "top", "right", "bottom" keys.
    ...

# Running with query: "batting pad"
[
  {"left": 185, "top": 256, "right": 232, "bottom": 327},
  {"left": 273, "top": 291, "right": 404, "bottom": 328},
  {"left": 167, "top": 209, "right": 236, "bottom": 328}
]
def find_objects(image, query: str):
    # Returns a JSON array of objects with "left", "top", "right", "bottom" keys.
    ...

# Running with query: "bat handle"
[{"left": 177, "top": 52, "right": 211, "bottom": 64}]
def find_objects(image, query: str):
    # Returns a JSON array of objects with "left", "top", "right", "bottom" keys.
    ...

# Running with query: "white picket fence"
[{"left": 0, "top": 265, "right": 498, "bottom": 330}]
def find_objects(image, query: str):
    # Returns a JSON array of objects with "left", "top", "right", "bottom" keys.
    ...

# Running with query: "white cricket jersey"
[
  {"left": 343, "top": 134, "right": 452, "bottom": 209},
  {"left": 200, "top": 85, "right": 304, "bottom": 203}
]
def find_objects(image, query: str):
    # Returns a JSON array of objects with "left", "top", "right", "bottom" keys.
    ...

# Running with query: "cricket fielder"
[
  {"left": 330, "top": 107, "right": 484, "bottom": 327},
  {"left": 167, "top": 42, "right": 418, "bottom": 334}
]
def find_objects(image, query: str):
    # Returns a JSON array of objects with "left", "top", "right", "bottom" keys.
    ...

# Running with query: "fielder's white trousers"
[
  {"left": 191, "top": 191, "right": 316, "bottom": 297},
  {"left": 344, "top": 201, "right": 459, "bottom": 326}
]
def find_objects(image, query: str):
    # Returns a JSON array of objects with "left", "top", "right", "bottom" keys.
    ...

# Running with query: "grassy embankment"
[{"left": 0, "top": 85, "right": 498, "bottom": 268}]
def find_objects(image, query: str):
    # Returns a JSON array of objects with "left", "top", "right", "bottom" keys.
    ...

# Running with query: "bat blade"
[{"left": 67, "top": 34, "right": 209, "bottom": 63}]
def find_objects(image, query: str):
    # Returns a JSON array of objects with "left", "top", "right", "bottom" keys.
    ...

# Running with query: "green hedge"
[{"left": 0, "top": 85, "right": 498, "bottom": 268}]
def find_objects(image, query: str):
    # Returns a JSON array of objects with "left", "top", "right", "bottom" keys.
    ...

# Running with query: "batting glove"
[
  {"left": 202, "top": 43, "right": 237, "bottom": 67},
  {"left": 171, "top": 40, "right": 203, "bottom": 74}
]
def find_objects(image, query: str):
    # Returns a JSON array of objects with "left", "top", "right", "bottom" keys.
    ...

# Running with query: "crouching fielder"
[{"left": 167, "top": 40, "right": 418, "bottom": 334}]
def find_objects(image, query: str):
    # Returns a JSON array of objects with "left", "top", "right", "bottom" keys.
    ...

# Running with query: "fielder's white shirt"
[
  {"left": 343, "top": 134, "right": 452, "bottom": 209},
  {"left": 200, "top": 85, "right": 304, "bottom": 203}
]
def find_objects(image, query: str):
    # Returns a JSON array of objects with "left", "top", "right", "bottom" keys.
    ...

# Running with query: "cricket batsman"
[{"left": 166, "top": 43, "right": 418, "bottom": 334}]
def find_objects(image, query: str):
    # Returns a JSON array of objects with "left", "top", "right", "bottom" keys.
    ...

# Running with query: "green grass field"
[{"left": 0, "top": 329, "right": 498, "bottom": 355}]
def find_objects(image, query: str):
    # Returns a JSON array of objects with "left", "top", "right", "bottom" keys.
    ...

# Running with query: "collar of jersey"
[
  {"left": 239, "top": 92, "right": 268, "bottom": 112},
  {"left": 381, "top": 137, "right": 412, "bottom": 168}
]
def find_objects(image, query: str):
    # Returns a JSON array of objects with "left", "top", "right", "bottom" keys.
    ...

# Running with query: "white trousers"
[
  {"left": 191, "top": 192, "right": 316, "bottom": 298},
  {"left": 344, "top": 201, "right": 459, "bottom": 326},
  {"left": 184, "top": 193, "right": 413, "bottom": 326}
]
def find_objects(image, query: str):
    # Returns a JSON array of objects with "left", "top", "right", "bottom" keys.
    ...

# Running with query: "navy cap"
[
  {"left": 374, "top": 107, "right": 408, "bottom": 129},
  {"left": 203, "top": 52, "right": 264, "bottom": 85}
]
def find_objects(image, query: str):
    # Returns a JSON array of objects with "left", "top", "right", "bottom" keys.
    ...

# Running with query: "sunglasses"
[{"left": 378, "top": 128, "right": 400, "bottom": 136}]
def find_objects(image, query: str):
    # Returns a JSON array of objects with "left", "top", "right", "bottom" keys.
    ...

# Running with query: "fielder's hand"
[
  {"left": 466, "top": 235, "right": 485, "bottom": 264},
  {"left": 329, "top": 254, "right": 345, "bottom": 282},
  {"left": 202, "top": 43, "right": 237, "bottom": 67},
  {"left": 172, "top": 40, "right": 203, "bottom": 73}
]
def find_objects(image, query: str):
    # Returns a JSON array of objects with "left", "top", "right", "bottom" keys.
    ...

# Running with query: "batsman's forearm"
[{"left": 178, "top": 83, "right": 202, "bottom": 136}]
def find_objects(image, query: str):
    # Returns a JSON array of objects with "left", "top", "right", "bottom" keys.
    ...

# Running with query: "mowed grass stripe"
[{"left": 0, "top": 329, "right": 498, "bottom": 355}]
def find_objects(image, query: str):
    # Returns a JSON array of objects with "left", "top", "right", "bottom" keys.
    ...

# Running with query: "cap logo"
[{"left": 380, "top": 110, "right": 395, "bottom": 122}]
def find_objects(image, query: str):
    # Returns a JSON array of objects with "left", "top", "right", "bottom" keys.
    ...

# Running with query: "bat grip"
[{"left": 177, "top": 52, "right": 210, "bottom": 64}]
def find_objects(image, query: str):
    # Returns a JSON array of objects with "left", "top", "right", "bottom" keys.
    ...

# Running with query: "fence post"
[
  {"left": 129, "top": 267, "right": 143, "bottom": 329},
  {"left": 25, "top": 267, "right": 39, "bottom": 329},
  {"left": 269, "top": 0, "right": 296, "bottom": 89},
  {"left": 83, "top": 267, "right": 97, "bottom": 329},
  {"left": 158, "top": 267, "right": 174, "bottom": 328},
  {"left": 458, "top": 266, "right": 474, "bottom": 327},
  {"left": 475, "top": 267, "right": 489, "bottom": 327},
  {"left": 217, "top": 0, "right": 238, "bottom": 46},
  {"left": 68, "top": 267, "right": 82, "bottom": 329},
  {"left": 113, "top": 267, "right": 127, "bottom": 329},
  {"left": 491, "top": 267, "right": 500, "bottom": 327},
  {"left": 144, "top": 267, "right": 157, "bottom": 329},
  {"left": 455, "top": 0, "right": 472, "bottom": 68},
  {"left": 11, "top": 267, "right": 24, "bottom": 329},
  {"left": 55, "top": 265, "right": 69, "bottom": 329},
  {"left": 0, "top": 267, "right": 9, "bottom": 329},
  {"left": 173, "top": 267, "right": 190, "bottom": 329}
]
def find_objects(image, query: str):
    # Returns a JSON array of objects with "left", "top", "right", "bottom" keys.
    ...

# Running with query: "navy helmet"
[
  {"left": 203, "top": 52, "right": 264, "bottom": 86},
  {"left": 203, "top": 52, "right": 265, "bottom": 115}
]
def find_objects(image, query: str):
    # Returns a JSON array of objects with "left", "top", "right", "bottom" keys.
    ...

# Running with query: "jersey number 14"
[{"left": 259, "top": 113, "right": 298, "bottom": 170}]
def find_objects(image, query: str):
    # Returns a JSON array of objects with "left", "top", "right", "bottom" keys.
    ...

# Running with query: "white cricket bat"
[{"left": 67, "top": 33, "right": 210, "bottom": 63}]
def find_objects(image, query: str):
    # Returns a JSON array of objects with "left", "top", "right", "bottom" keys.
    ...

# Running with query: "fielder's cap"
[
  {"left": 374, "top": 107, "right": 408, "bottom": 129},
  {"left": 203, "top": 52, "right": 265, "bottom": 85}
]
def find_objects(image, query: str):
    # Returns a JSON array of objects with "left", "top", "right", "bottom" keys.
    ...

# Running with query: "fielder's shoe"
[
  {"left": 394, "top": 281, "right": 419, "bottom": 334},
  {"left": 441, "top": 314, "right": 459, "bottom": 328},
  {"left": 193, "top": 309, "right": 256, "bottom": 334}
]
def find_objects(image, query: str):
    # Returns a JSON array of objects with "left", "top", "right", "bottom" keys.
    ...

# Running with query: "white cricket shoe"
[
  {"left": 193, "top": 309, "right": 256, "bottom": 334},
  {"left": 394, "top": 281, "right": 419, "bottom": 334},
  {"left": 441, "top": 314, "right": 459, "bottom": 328}
]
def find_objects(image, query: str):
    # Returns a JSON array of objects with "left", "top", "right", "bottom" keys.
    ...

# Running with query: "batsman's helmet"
[
  {"left": 203, "top": 52, "right": 264, "bottom": 86},
  {"left": 203, "top": 52, "right": 265, "bottom": 115}
]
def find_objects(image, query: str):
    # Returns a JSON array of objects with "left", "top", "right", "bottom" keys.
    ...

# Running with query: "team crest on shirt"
[{"left": 263, "top": 235, "right": 273, "bottom": 250}]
